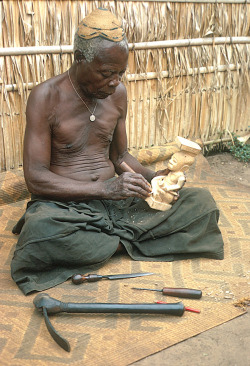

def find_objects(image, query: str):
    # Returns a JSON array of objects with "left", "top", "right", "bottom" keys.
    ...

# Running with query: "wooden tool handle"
[
  {"left": 71, "top": 274, "right": 103, "bottom": 284},
  {"left": 119, "top": 161, "right": 136, "bottom": 173},
  {"left": 162, "top": 288, "right": 202, "bottom": 299}
]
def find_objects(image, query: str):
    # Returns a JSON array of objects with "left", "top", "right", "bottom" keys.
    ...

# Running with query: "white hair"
[{"left": 73, "top": 34, "right": 128, "bottom": 63}]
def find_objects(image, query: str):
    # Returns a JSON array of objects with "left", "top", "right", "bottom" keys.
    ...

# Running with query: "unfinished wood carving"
[{"left": 146, "top": 137, "right": 202, "bottom": 211}]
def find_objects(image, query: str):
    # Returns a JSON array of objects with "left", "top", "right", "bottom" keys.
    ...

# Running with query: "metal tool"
[
  {"left": 72, "top": 272, "right": 154, "bottom": 285},
  {"left": 34, "top": 293, "right": 185, "bottom": 352},
  {"left": 132, "top": 287, "right": 202, "bottom": 299}
]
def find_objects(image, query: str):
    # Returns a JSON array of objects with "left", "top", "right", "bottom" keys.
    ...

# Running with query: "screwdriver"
[{"left": 132, "top": 287, "right": 202, "bottom": 299}]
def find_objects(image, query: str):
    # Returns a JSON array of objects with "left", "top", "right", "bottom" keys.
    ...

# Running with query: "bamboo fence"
[{"left": 0, "top": 0, "right": 249, "bottom": 171}]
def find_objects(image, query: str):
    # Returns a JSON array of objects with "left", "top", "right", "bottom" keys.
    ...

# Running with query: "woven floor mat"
[
  {"left": 0, "top": 155, "right": 249, "bottom": 365},
  {"left": 0, "top": 169, "right": 30, "bottom": 206}
]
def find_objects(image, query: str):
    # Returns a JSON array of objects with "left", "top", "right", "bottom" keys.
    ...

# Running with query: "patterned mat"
[{"left": 0, "top": 155, "right": 249, "bottom": 365}]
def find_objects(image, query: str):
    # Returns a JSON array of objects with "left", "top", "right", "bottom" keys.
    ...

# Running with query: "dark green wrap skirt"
[{"left": 11, "top": 187, "right": 224, "bottom": 295}]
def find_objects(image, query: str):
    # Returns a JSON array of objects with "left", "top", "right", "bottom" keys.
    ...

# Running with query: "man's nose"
[{"left": 108, "top": 75, "right": 121, "bottom": 87}]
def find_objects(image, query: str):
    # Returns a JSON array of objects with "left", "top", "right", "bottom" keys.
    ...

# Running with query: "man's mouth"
[{"left": 94, "top": 90, "right": 115, "bottom": 98}]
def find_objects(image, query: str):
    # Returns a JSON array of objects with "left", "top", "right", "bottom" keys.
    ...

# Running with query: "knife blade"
[{"left": 72, "top": 272, "right": 154, "bottom": 285}]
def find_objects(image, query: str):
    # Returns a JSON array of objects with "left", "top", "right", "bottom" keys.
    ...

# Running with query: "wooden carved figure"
[{"left": 146, "top": 137, "right": 202, "bottom": 211}]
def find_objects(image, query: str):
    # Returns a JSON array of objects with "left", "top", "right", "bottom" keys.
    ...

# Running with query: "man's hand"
[
  {"left": 104, "top": 172, "right": 152, "bottom": 200},
  {"left": 171, "top": 191, "right": 180, "bottom": 203},
  {"left": 154, "top": 168, "right": 170, "bottom": 178}
]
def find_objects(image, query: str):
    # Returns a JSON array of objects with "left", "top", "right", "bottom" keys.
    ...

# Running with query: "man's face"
[{"left": 76, "top": 40, "right": 129, "bottom": 99}]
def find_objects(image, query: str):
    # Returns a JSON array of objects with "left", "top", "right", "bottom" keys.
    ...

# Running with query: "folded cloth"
[{"left": 11, "top": 187, "right": 224, "bottom": 295}]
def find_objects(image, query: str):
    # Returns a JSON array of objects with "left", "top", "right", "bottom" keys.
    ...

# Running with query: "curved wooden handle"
[{"left": 71, "top": 274, "right": 103, "bottom": 284}]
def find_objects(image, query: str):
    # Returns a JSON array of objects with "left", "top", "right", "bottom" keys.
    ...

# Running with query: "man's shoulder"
[
  {"left": 31, "top": 73, "right": 65, "bottom": 99},
  {"left": 27, "top": 73, "right": 67, "bottom": 118},
  {"left": 110, "top": 82, "right": 127, "bottom": 105}
]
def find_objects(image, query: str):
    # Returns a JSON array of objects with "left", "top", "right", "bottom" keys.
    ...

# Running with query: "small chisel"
[
  {"left": 132, "top": 287, "right": 202, "bottom": 299},
  {"left": 72, "top": 272, "right": 154, "bottom": 285}
]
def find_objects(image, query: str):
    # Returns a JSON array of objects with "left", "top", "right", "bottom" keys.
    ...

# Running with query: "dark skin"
[{"left": 24, "top": 39, "right": 169, "bottom": 205}]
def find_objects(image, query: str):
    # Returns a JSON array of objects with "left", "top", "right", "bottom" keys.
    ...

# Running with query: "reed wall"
[{"left": 0, "top": 0, "right": 249, "bottom": 171}]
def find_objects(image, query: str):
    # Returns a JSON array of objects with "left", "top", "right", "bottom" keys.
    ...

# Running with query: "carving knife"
[{"left": 72, "top": 272, "right": 154, "bottom": 285}]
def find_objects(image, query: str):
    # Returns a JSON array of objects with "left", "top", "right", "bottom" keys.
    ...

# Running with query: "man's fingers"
[
  {"left": 108, "top": 173, "right": 152, "bottom": 200},
  {"left": 172, "top": 192, "right": 180, "bottom": 202},
  {"left": 130, "top": 185, "right": 151, "bottom": 198},
  {"left": 123, "top": 172, "right": 152, "bottom": 193},
  {"left": 132, "top": 178, "right": 152, "bottom": 193}
]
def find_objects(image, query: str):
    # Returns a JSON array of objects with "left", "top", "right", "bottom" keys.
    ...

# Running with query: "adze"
[{"left": 33, "top": 293, "right": 185, "bottom": 352}]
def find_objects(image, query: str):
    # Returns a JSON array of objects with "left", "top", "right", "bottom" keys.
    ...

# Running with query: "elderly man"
[{"left": 11, "top": 8, "right": 224, "bottom": 295}]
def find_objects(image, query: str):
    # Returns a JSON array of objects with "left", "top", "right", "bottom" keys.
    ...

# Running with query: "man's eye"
[
  {"left": 101, "top": 70, "right": 126, "bottom": 78},
  {"left": 101, "top": 71, "right": 113, "bottom": 77},
  {"left": 120, "top": 70, "right": 127, "bottom": 78}
]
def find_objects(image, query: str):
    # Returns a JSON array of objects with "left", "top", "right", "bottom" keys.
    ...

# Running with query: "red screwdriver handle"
[
  {"left": 162, "top": 287, "right": 202, "bottom": 299},
  {"left": 72, "top": 274, "right": 103, "bottom": 285}
]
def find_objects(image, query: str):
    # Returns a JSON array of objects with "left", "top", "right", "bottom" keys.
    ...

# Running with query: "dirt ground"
[
  {"left": 206, "top": 152, "right": 250, "bottom": 187},
  {"left": 133, "top": 312, "right": 250, "bottom": 366},
  {"left": 132, "top": 153, "right": 250, "bottom": 366}
]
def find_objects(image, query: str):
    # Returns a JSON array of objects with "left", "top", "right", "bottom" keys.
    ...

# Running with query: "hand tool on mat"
[
  {"left": 155, "top": 301, "right": 201, "bottom": 313},
  {"left": 132, "top": 286, "right": 202, "bottom": 299},
  {"left": 72, "top": 272, "right": 154, "bottom": 284},
  {"left": 33, "top": 293, "right": 186, "bottom": 352}
]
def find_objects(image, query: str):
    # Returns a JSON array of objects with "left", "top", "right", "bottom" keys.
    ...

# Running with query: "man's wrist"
[{"left": 146, "top": 170, "right": 157, "bottom": 182}]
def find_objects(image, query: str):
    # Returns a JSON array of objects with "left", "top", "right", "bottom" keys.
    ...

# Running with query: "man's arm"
[
  {"left": 109, "top": 89, "right": 156, "bottom": 182},
  {"left": 109, "top": 85, "right": 171, "bottom": 182}
]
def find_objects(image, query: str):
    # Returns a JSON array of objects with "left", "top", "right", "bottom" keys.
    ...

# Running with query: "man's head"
[
  {"left": 74, "top": 36, "right": 128, "bottom": 64},
  {"left": 73, "top": 8, "right": 129, "bottom": 99},
  {"left": 74, "top": 8, "right": 128, "bottom": 63}
]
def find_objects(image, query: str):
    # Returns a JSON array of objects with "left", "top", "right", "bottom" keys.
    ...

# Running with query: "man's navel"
[
  {"left": 90, "top": 174, "right": 100, "bottom": 181},
  {"left": 65, "top": 143, "right": 73, "bottom": 149}
]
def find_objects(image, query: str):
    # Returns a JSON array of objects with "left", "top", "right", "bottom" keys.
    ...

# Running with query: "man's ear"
[{"left": 74, "top": 50, "right": 85, "bottom": 64}]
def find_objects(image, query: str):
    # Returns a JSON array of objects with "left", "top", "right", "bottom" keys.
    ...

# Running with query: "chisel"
[{"left": 72, "top": 272, "right": 154, "bottom": 284}]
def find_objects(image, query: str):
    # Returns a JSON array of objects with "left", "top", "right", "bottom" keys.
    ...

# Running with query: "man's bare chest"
[{"left": 50, "top": 108, "right": 118, "bottom": 153}]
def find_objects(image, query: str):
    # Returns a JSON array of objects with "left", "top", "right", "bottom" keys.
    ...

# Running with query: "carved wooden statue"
[{"left": 145, "top": 137, "right": 202, "bottom": 211}]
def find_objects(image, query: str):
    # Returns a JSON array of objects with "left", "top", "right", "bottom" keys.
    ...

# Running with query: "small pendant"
[{"left": 90, "top": 114, "right": 96, "bottom": 122}]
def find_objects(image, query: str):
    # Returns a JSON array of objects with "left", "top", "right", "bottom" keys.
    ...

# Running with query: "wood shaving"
[{"left": 233, "top": 297, "right": 250, "bottom": 311}]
